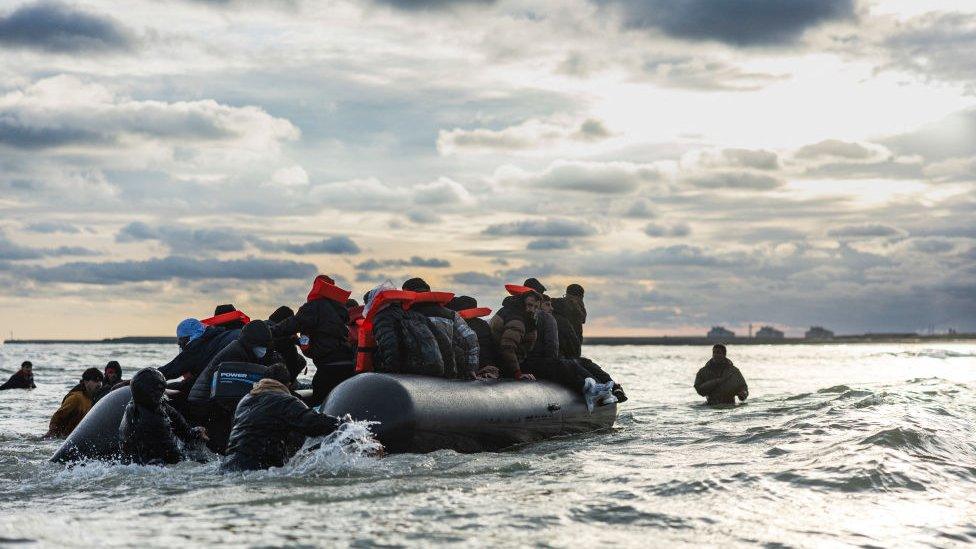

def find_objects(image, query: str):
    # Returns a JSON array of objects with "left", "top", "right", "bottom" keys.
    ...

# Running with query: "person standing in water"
[
  {"left": 45, "top": 367, "right": 104, "bottom": 437},
  {"left": 694, "top": 344, "right": 749, "bottom": 405},
  {"left": 1, "top": 361, "right": 36, "bottom": 390},
  {"left": 93, "top": 361, "right": 124, "bottom": 403}
]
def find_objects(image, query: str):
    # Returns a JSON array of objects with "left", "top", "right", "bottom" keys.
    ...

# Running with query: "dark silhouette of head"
[
  {"left": 402, "top": 277, "right": 431, "bottom": 292},
  {"left": 712, "top": 344, "right": 727, "bottom": 358}
]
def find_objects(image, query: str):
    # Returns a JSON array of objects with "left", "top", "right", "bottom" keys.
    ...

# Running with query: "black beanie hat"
[
  {"left": 268, "top": 306, "right": 294, "bottom": 323},
  {"left": 402, "top": 277, "right": 431, "bottom": 292},
  {"left": 566, "top": 283, "right": 584, "bottom": 297},
  {"left": 214, "top": 304, "right": 237, "bottom": 316},
  {"left": 346, "top": 298, "right": 360, "bottom": 308},
  {"left": 523, "top": 278, "right": 546, "bottom": 295},
  {"left": 241, "top": 320, "right": 272, "bottom": 347},
  {"left": 81, "top": 367, "right": 104, "bottom": 382},
  {"left": 446, "top": 295, "right": 477, "bottom": 312}
]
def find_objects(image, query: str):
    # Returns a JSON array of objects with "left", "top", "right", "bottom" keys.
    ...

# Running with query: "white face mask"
[{"left": 253, "top": 346, "right": 268, "bottom": 359}]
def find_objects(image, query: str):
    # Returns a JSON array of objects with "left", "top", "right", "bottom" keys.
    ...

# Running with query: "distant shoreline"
[{"left": 3, "top": 334, "right": 974, "bottom": 346}]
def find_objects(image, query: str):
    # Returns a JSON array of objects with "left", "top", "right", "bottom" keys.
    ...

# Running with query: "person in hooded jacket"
[
  {"left": 694, "top": 344, "right": 748, "bottom": 405},
  {"left": 92, "top": 361, "right": 125, "bottom": 403},
  {"left": 552, "top": 284, "right": 587, "bottom": 345},
  {"left": 271, "top": 275, "right": 355, "bottom": 406},
  {"left": 222, "top": 364, "right": 342, "bottom": 472},
  {"left": 158, "top": 318, "right": 241, "bottom": 386},
  {"left": 534, "top": 281, "right": 628, "bottom": 403},
  {"left": 268, "top": 306, "right": 307, "bottom": 384},
  {"left": 119, "top": 367, "right": 209, "bottom": 465},
  {"left": 1, "top": 361, "right": 36, "bottom": 390},
  {"left": 401, "top": 278, "right": 479, "bottom": 379},
  {"left": 188, "top": 320, "right": 283, "bottom": 453},
  {"left": 45, "top": 367, "right": 104, "bottom": 438},
  {"left": 445, "top": 295, "right": 499, "bottom": 379}
]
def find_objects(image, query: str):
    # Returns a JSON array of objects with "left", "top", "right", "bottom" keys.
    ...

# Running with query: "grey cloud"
[
  {"left": 623, "top": 199, "right": 657, "bottom": 219},
  {"left": 687, "top": 171, "right": 783, "bottom": 190},
  {"left": 24, "top": 220, "right": 81, "bottom": 234},
  {"left": 881, "top": 12, "right": 976, "bottom": 94},
  {"left": 371, "top": 0, "right": 496, "bottom": 10},
  {"left": 450, "top": 271, "right": 504, "bottom": 286},
  {"left": 0, "top": 1, "right": 134, "bottom": 53},
  {"left": 827, "top": 223, "right": 905, "bottom": 239},
  {"left": 882, "top": 108, "right": 976, "bottom": 161},
  {"left": 356, "top": 256, "right": 451, "bottom": 271},
  {"left": 483, "top": 218, "right": 597, "bottom": 238},
  {"left": 0, "top": 231, "right": 95, "bottom": 260},
  {"left": 116, "top": 222, "right": 249, "bottom": 252},
  {"left": 17, "top": 255, "right": 316, "bottom": 284},
  {"left": 644, "top": 223, "right": 691, "bottom": 238},
  {"left": 722, "top": 148, "right": 779, "bottom": 170},
  {"left": 600, "top": 0, "right": 855, "bottom": 47},
  {"left": 577, "top": 119, "right": 611, "bottom": 140},
  {"left": 526, "top": 238, "right": 571, "bottom": 250},
  {"left": 530, "top": 161, "right": 655, "bottom": 194},
  {"left": 406, "top": 210, "right": 441, "bottom": 224},
  {"left": 642, "top": 57, "right": 789, "bottom": 91},
  {"left": 795, "top": 139, "right": 875, "bottom": 160},
  {"left": 910, "top": 238, "right": 955, "bottom": 254},
  {"left": 0, "top": 119, "right": 106, "bottom": 149},
  {"left": 253, "top": 236, "right": 361, "bottom": 255}
]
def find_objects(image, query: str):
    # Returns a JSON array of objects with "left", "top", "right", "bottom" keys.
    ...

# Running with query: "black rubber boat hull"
[
  {"left": 52, "top": 373, "right": 618, "bottom": 461},
  {"left": 50, "top": 386, "right": 131, "bottom": 463},
  {"left": 322, "top": 373, "right": 617, "bottom": 453}
]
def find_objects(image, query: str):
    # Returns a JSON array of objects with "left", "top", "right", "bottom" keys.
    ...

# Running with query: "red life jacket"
[
  {"left": 201, "top": 310, "right": 250, "bottom": 327},
  {"left": 306, "top": 275, "right": 352, "bottom": 304},
  {"left": 504, "top": 284, "right": 537, "bottom": 297},
  {"left": 458, "top": 307, "right": 492, "bottom": 319},
  {"left": 407, "top": 291, "right": 455, "bottom": 307},
  {"left": 355, "top": 290, "right": 416, "bottom": 373}
]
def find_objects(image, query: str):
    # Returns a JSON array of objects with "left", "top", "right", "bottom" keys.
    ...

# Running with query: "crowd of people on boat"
[{"left": 3, "top": 273, "right": 749, "bottom": 470}]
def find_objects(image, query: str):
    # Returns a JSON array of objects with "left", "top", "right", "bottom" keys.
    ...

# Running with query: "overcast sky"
[{"left": 0, "top": 0, "right": 974, "bottom": 339}]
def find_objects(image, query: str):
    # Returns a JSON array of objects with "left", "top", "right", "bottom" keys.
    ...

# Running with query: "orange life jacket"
[
  {"left": 458, "top": 307, "right": 492, "bottom": 319},
  {"left": 504, "top": 284, "right": 537, "bottom": 296},
  {"left": 201, "top": 310, "right": 250, "bottom": 327},
  {"left": 306, "top": 275, "right": 352, "bottom": 304},
  {"left": 355, "top": 290, "right": 416, "bottom": 373}
]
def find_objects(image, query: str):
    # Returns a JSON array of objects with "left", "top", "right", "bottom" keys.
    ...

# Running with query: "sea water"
[{"left": 1, "top": 342, "right": 975, "bottom": 547}]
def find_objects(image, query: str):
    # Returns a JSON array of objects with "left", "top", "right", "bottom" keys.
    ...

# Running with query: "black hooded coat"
[{"left": 119, "top": 368, "right": 199, "bottom": 465}]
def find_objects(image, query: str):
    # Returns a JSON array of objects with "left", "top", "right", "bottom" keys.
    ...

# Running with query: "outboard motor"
[{"left": 210, "top": 362, "right": 267, "bottom": 402}]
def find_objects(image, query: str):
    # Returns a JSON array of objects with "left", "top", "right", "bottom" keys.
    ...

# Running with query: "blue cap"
[{"left": 176, "top": 318, "right": 206, "bottom": 343}]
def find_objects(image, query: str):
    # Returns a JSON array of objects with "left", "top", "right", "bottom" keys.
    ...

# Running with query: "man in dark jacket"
[
  {"left": 188, "top": 320, "right": 283, "bottom": 453},
  {"left": 1, "top": 361, "right": 36, "bottom": 390},
  {"left": 551, "top": 299, "right": 582, "bottom": 359},
  {"left": 222, "top": 364, "right": 341, "bottom": 471},
  {"left": 158, "top": 318, "right": 240, "bottom": 383},
  {"left": 271, "top": 275, "right": 354, "bottom": 406},
  {"left": 490, "top": 286, "right": 541, "bottom": 380},
  {"left": 552, "top": 283, "right": 586, "bottom": 345},
  {"left": 119, "top": 368, "right": 208, "bottom": 465},
  {"left": 268, "top": 306, "right": 307, "bottom": 384},
  {"left": 402, "top": 278, "right": 479, "bottom": 379},
  {"left": 694, "top": 344, "right": 749, "bottom": 405},
  {"left": 446, "top": 295, "right": 498, "bottom": 379}
]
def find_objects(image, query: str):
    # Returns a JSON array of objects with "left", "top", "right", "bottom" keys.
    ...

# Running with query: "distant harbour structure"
[
  {"left": 755, "top": 325, "right": 785, "bottom": 339},
  {"left": 805, "top": 326, "right": 835, "bottom": 340},
  {"left": 707, "top": 326, "right": 736, "bottom": 340}
]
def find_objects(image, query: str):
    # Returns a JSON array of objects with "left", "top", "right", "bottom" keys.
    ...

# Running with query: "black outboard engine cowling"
[{"left": 210, "top": 362, "right": 268, "bottom": 402}]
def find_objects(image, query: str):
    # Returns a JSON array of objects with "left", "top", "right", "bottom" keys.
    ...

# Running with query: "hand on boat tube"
[
  {"left": 191, "top": 426, "right": 210, "bottom": 442},
  {"left": 514, "top": 370, "right": 536, "bottom": 381}
]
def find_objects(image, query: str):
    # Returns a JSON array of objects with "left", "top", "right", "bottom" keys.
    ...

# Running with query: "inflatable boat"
[{"left": 51, "top": 373, "right": 617, "bottom": 462}]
